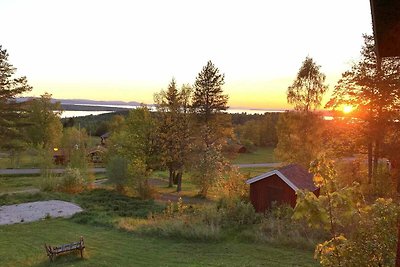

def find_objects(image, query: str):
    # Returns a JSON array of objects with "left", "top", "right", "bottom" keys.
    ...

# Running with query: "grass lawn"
[
  {"left": 0, "top": 150, "right": 41, "bottom": 169},
  {"left": 0, "top": 219, "right": 318, "bottom": 267},
  {"left": 232, "top": 147, "right": 277, "bottom": 164},
  {"left": 0, "top": 173, "right": 107, "bottom": 194},
  {"left": 0, "top": 175, "right": 42, "bottom": 194},
  {"left": 239, "top": 167, "right": 274, "bottom": 178}
]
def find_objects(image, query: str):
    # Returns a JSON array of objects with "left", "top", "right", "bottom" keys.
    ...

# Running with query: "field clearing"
[
  {"left": 0, "top": 219, "right": 318, "bottom": 267},
  {"left": 232, "top": 147, "right": 277, "bottom": 164}
]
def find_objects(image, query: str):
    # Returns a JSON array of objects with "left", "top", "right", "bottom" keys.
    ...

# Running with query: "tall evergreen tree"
[
  {"left": 191, "top": 61, "right": 230, "bottom": 197},
  {"left": 192, "top": 60, "right": 228, "bottom": 124},
  {"left": 0, "top": 45, "right": 32, "bottom": 150}
]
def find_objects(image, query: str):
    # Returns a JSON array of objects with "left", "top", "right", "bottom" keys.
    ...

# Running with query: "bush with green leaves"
[
  {"left": 315, "top": 198, "right": 399, "bottom": 267},
  {"left": 59, "top": 167, "right": 83, "bottom": 193},
  {"left": 106, "top": 156, "right": 129, "bottom": 193},
  {"left": 216, "top": 198, "right": 258, "bottom": 227},
  {"left": 294, "top": 156, "right": 400, "bottom": 266},
  {"left": 242, "top": 204, "right": 325, "bottom": 249}
]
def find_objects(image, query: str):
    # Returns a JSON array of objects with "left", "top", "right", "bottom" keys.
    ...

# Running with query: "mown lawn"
[
  {"left": 232, "top": 147, "right": 277, "bottom": 164},
  {"left": 0, "top": 219, "right": 318, "bottom": 267},
  {"left": 0, "top": 173, "right": 107, "bottom": 194},
  {"left": 0, "top": 175, "right": 42, "bottom": 193},
  {"left": 239, "top": 167, "right": 274, "bottom": 178}
]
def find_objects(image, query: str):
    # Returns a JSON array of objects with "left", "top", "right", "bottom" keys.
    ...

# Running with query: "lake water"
[{"left": 61, "top": 105, "right": 286, "bottom": 118}]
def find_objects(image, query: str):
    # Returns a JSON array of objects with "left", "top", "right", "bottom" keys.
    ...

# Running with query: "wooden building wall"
[{"left": 249, "top": 174, "right": 296, "bottom": 213}]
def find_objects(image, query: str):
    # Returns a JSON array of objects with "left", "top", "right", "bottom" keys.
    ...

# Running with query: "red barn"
[{"left": 246, "top": 164, "right": 320, "bottom": 212}]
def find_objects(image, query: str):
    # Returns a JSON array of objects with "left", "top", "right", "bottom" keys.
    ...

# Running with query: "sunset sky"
[{"left": 1, "top": 0, "right": 372, "bottom": 109}]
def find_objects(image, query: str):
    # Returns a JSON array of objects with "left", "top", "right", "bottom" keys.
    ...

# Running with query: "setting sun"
[{"left": 343, "top": 105, "right": 353, "bottom": 114}]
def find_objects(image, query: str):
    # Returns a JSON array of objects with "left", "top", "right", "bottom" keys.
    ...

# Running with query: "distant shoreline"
[{"left": 60, "top": 103, "right": 287, "bottom": 118}]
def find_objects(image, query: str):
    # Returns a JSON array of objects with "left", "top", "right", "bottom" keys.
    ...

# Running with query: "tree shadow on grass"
[{"left": 33, "top": 252, "right": 87, "bottom": 267}]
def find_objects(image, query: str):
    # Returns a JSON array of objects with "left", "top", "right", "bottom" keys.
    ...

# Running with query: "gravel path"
[{"left": 0, "top": 200, "right": 83, "bottom": 225}]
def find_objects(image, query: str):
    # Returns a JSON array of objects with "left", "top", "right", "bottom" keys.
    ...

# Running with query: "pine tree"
[
  {"left": 0, "top": 45, "right": 32, "bottom": 150},
  {"left": 327, "top": 34, "right": 400, "bottom": 183},
  {"left": 192, "top": 60, "right": 228, "bottom": 124},
  {"left": 191, "top": 61, "right": 230, "bottom": 197}
]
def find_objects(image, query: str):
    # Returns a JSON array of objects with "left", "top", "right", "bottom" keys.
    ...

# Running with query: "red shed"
[{"left": 246, "top": 164, "right": 320, "bottom": 212}]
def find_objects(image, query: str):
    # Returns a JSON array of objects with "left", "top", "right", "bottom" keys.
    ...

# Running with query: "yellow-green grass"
[
  {"left": 0, "top": 173, "right": 107, "bottom": 194},
  {"left": 0, "top": 219, "right": 318, "bottom": 267},
  {"left": 0, "top": 151, "right": 41, "bottom": 169},
  {"left": 232, "top": 147, "right": 277, "bottom": 164},
  {"left": 239, "top": 167, "right": 274, "bottom": 178},
  {"left": 0, "top": 175, "right": 42, "bottom": 194}
]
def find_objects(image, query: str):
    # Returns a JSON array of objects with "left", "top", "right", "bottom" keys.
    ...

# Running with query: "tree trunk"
[
  {"left": 176, "top": 171, "right": 182, "bottom": 192},
  {"left": 368, "top": 141, "right": 373, "bottom": 184},
  {"left": 394, "top": 160, "right": 400, "bottom": 267},
  {"left": 168, "top": 168, "right": 173, "bottom": 187},
  {"left": 373, "top": 139, "right": 380, "bottom": 184},
  {"left": 173, "top": 171, "right": 178, "bottom": 185}
]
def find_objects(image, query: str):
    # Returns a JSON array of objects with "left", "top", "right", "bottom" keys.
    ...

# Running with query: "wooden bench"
[{"left": 44, "top": 236, "right": 85, "bottom": 262}]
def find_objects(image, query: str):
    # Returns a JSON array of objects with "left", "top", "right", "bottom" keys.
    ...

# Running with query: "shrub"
[
  {"left": 217, "top": 198, "right": 258, "bottom": 227},
  {"left": 59, "top": 167, "right": 83, "bottom": 193},
  {"left": 315, "top": 198, "right": 399, "bottom": 267},
  {"left": 106, "top": 156, "right": 129, "bottom": 193},
  {"left": 241, "top": 204, "right": 325, "bottom": 249},
  {"left": 215, "top": 166, "right": 249, "bottom": 201},
  {"left": 135, "top": 216, "right": 221, "bottom": 242},
  {"left": 40, "top": 173, "right": 59, "bottom": 192}
]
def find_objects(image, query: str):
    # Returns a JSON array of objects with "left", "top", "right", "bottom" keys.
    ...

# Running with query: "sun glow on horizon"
[{"left": 343, "top": 105, "right": 354, "bottom": 114}]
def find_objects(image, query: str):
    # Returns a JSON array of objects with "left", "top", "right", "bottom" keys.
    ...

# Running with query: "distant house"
[
  {"left": 100, "top": 132, "right": 110, "bottom": 146},
  {"left": 246, "top": 164, "right": 320, "bottom": 212},
  {"left": 53, "top": 149, "right": 67, "bottom": 165},
  {"left": 87, "top": 146, "right": 106, "bottom": 163}
]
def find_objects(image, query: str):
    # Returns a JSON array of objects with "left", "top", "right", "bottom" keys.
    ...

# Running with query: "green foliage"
[
  {"left": 315, "top": 198, "right": 399, "bottom": 267},
  {"left": 106, "top": 107, "right": 159, "bottom": 198},
  {"left": 192, "top": 60, "right": 228, "bottom": 123},
  {"left": 37, "top": 147, "right": 59, "bottom": 192},
  {"left": 327, "top": 34, "right": 400, "bottom": 183},
  {"left": 243, "top": 204, "right": 325, "bottom": 249},
  {"left": 128, "top": 158, "right": 154, "bottom": 199},
  {"left": 59, "top": 167, "right": 84, "bottom": 193},
  {"left": 61, "top": 126, "right": 89, "bottom": 165},
  {"left": 287, "top": 56, "right": 328, "bottom": 112},
  {"left": 215, "top": 198, "right": 257, "bottom": 227},
  {"left": 215, "top": 166, "right": 249, "bottom": 201},
  {"left": 154, "top": 79, "right": 192, "bottom": 190},
  {"left": 25, "top": 93, "right": 63, "bottom": 149},
  {"left": 292, "top": 156, "right": 399, "bottom": 266},
  {"left": 0, "top": 45, "right": 32, "bottom": 151},
  {"left": 294, "top": 157, "right": 361, "bottom": 234},
  {"left": 191, "top": 133, "right": 227, "bottom": 197},
  {"left": 136, "top": 216, "right": 222, "bottom": 242},
  {"left": 73, "top": 189, "right": 164, "bottom": 220},
  {"left": 275, "top": 112, "right": 324, "bottom": 168},
  {"left": 235, "top": 113, "right": 279, "bottom": 147},
  {"left": 106, "top": 155, "right": 129, "bottom": 193}
]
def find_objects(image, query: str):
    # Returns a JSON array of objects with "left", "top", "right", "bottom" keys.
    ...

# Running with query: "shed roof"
[{"left": 246, "top": 164, "right": 318, "bottom": 192}]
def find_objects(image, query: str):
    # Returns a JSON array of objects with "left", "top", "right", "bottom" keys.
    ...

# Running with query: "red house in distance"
[{"left": 246, "top": 164, "right": 320, "bottom": 213}]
